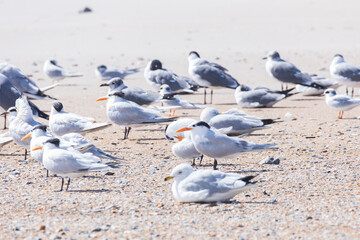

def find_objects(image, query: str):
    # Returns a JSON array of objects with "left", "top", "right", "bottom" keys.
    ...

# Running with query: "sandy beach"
[{"left": 0, "top": 0, "right": 359, "bottom": 239}]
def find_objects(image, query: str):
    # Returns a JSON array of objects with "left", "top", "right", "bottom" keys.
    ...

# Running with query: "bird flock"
[{"left": 1, "top": 50, "right": 360, "bottom": 202}]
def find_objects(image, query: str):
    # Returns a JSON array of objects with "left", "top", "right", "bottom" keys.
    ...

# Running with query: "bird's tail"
[
  {"left": 89, "top": 147, "right": 119, "bottom": 160},
  {"left": 64, "top": 73, "right": 83, "bottom": 78},
  {"left": 261, "top": 118, "right": 283, "bottom": 125},
  {"left": 82, "top": 122, "right": 112, "bottom": 134},
  {"left": 124, "top": 68, "right": 141, "bottom": 76},
  {"left": 28, "top": 101, "right": 49, "bottom": 120}
]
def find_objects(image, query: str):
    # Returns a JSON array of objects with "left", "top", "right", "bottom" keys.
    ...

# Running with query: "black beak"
[
  {"left": 100, "top": 83, "right": 109, "bottom": 87},
  {"left": 262, "top": 57, "right": 267, "bottom": 60}
]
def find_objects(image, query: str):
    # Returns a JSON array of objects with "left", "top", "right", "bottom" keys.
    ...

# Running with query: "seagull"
[
  {"left": 264, "top": 51, "right": 324, "bottom": 90},
  {"left": 164, "top": 118, "right": 203, "bottom": 165},
  {"left": 49, "top": 101, "right": 111, "bottom": 136},
  {"left": 96, "top": 91, "right": 174, "bottom": 139},
  {"left": 144, "top": 59, "right": 193, "bottom": 92},
  {"left": 32, "top": 138, "right": 112, "bottom": 191},
  {"left": 164, "top": 164, "right": 256, "bottom": 203},
  {"left": 176, "top": 121, "right": 276, "bottom": 169},
  {"left": 324, "top": 88, "right": 360, "bottom": 119},
  {"left": 188, "top": 51, "right": 239, "bottom": 104},
  {"left": 330, "top": 54, "right": 360, "bottom": 96},
  {"left": 296, "top": 75, "right": 340, "bottom": 96},
  {"left": 100, "top": 77, "right": 161, "bottom": 105},
  {"left": 234, "top": 84, "right": 296, "bottom": 108},
  {"left": 159, "top": 84, "right": 204, "bottom": 116},
  {"left": 0, "top": 62, "right": 57, "bottom": 100},
  {"left": 0, "top": 74, "right": 49, "bottom": 128},
  {"left": 43, "top": 60, "right": 83, "bottom": 81},
  {"left": 95, "top": 65, "right": 141, "bottom": 80},
  {"left": 8, "top": 97, "right": 42, "bottom": 159},
  {"left": 200, "top": 107, "right": 277, "bottom": 136}
]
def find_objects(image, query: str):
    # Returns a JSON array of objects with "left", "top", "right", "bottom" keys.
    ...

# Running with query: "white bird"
[
  {"left": 234, "top": 84, "right": 296, "bottom": 108},
  {"left": 159, "top": 84, "right": 204, "bottom": 116},
  {"left": 164, "top": 164, "right": 256, "bottom": 203},
  {"left": 8, "top": 97, "right": 42, "bottom": 159},
  {"left": 176, "top": 121, "right": 276, "bottom": 169},
  {"left": 264, "top": 51, "right": 324, "bottom": 90},
  {"left": 164, "top": 118, "right": 197, "bottom": 141},
  {"left": 188, "top": 51, "right": 239, "bottom": 104},
  {"left": 96, "top": 91, "right": 174, "bottom": 139},
  {"left": 95, "top": 65, "right": 141, "bottom": 81},
  {"left": 330, "top": 54, "right": 360, "bottom": 96},
  {"left": 0, "top": 62, "right": 56, "bottom": 100},
  {"left": 100, "top": 77, "right": 161, "bottom": 105},
  {"left": 32, "top": 138, "right": 112, "bottom": 191},
  {"left": 49, "top": 101, "right": 111, "bottom": 136},
  {"left": 144, "top": 59, "right": 193, "bottom": 92},
  {"left": 296, "top": 75, "right": 340, "bottom": 96},
  {"left": 43, "top": 60, "right": 83, "bottom": 81},
  {"left": 324, "top": 88, "right": 360, "bottom": 119},
  {"left": 0, "top": 131, "right": 13, "bottom": 151}
]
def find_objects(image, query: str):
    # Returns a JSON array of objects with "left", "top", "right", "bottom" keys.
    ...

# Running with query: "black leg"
[
  {"left": 281, "top": 84, "right": 283, "bottom": 91},
  {"left": 213, "top": 159, "right": 218, "bottom": 170},
  {"left": 210, "top": 89, "right": 213, "bottom": 104},
  {"left": 123, "top": 127, "right": 128, "bottom": 140},
  {"left": 352, "top": 88, "right": 354, "bottom": 97},
  {"left": 66, "top": 178, "right": 71, "bottom": 191},
  {"left": 199, "top": 155, "right": 203, "bottom": 165},
  {"left": 60, "top": 177, "right": 64, "bottom": 191},
  {"left": 127, "top": 127, "right": 131, "bottom": 139},
  {"left": 346, "top": 88, "right": 348, "bottom": 95},
  {"left": 3, "top": 113, "right": 6, "bottom": 129},
  {"left": 46, "top": 170, "right": 49, "bottom": 178},
  {"left": 24, "top": 149, "right": 27, "bottom": 160},
  {"left": 191, "top": 158, "right": 196, "bottom": 166},
  {"left": 203, "top": 88, "right": 207, "bottom": 104}
]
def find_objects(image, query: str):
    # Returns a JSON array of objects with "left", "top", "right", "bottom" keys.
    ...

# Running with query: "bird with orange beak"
[
  {"left": 175, "top": 121, "right": 277, "bottom": 170},
  {"left": 96, "top": 91, "right": 174, "bottom": 139}
]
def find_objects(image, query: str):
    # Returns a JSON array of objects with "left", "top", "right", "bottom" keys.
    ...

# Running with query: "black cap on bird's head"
[
  {"left": 50, "top": 60, "right": 58, "bottom": 65},
  {"left": 97, "top": 65, "right": 107, "bottom": 71},
  {"left": 192, "top": 121, "right": 210, "bottom": 129},
  {"left": 150, "top": 59, "right": 162, "bottom": 71},
  {"left": 52, "top": 101, "right": 64, "bottom": 112},
  {"left": 109, "top": 91, "right": 125, "bottom": 98},
  {"left": 32, "top": 125, "right": 48, "bottom": 132},
  {"left": 239, "top": 84, "right": 251, "bottom": 92},
  {"left": 264, "top": 51, "right": 280, "bottom": 60},
  {"left": 189, "top": 51, "right": 200, "bottom": 58},
  {"left": 45, "top": 138, "right": 60, "bottom": 147},
  {"left": 334, "top": 54, "right": 343, "bottom": 58},
  {"left": 100, "top": 77, "right": 124, "bottom": 87},
  {"left": 7, "top": 106, "right": 17, "bottom": 113}
]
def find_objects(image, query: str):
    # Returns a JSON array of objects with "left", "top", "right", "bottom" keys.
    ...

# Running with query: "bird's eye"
[{"left": 178, "top": 171, "right": 182, "bottom": 174}]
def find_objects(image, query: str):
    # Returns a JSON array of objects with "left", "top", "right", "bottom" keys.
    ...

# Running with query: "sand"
[{"left": 0, "top": 0, "right": 360, "bottom": 239}]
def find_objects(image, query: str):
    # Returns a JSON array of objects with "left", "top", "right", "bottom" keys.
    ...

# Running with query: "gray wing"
[
  {"left": 335, "top": 62, "right": 360, "bottom": 81},
  {"left": 238, "top": 89, "right": 285, "bottom": 107},
  {"left": 151, "top": 70, "right": 190, "bottom": 91},
  {"left": 0, "top": 74, "right": 21, "bottom": 109},
  {"left": 194, "top": 62, "right": 239, "bottom": 88},
  {"left": 270, "top": 60, "right": 312, "bottom": 85},
  {"left": 123, "top": 87, "right": 161, "bottom": 105},
  {"left": 103, "top": 70, "right": 125, "bottom": 79}
]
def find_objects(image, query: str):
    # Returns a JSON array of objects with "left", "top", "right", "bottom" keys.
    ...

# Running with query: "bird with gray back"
[{"left": 95, "top": 65, "right": 141, "bottom": 80}]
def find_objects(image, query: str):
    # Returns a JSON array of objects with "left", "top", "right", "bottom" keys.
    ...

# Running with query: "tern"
[
  {"left": 164, "top": 164, "right": 256, "bottom": 203},
  {"left": 176, "top": 121, "right": 276, "bottom": 169},
  {"left": 188, "top": 51, "right": 239, "bottom": 104},
  {"left": 43, "top": 60, "right": 83, "bottom": 81},
  {"left": 95, "top": 65, "right": 141, "bottom": 81},
  {"left": 324, "top": 88, "right": 360, "bottom": 119},
  {"left": 49, "top": 101, "right": 111, "bottom": 136}
]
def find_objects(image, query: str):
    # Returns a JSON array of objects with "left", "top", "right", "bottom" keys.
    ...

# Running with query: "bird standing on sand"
[
  {"left": 324, "top": 88, "right": 360, "bottom": 119},
  {"left": 188, "top": 51, "right": 239, "bottom": 104},
  {"left": 164, "top": 164, "right": 256, "bottom": 203}
]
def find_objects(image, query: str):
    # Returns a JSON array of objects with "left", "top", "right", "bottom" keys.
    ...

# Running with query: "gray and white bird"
[
  {"left": 32, "top": 138, "right": 112, "bottom": 191},
  {"left": 100, "top": 77, "right": 161, "bottom": 105},
  {"left": 164, "top": 164, "right": 256, "bottom": 203},
  {"left": 324, "top": 88, "right": 360, "bottom": 119},
  {"left": 95, "top": 65, "right": 141, "bottom": 81},
  {"left": 49, "top": 101, "right": 111, "bottom": 136},
  {"left": 176, "top": 121, "right": 276, "bottom": 169},
  {"left": 43, "top": 60, "right": 83, "bottom": 81},
  {"left": 0, "top": 131, "right": 13, "bottom": 151},
  {"left": 264, "top": 51, "right": 324, "bottom": 90},
  {"left": 96, "top": 91, "right": 174, "bottom": 139},
  {"left": 330, "top": 54, "right": 360, "bottom": 96},
  {"left": 234, "top": 84, "right": 296, "bottom": 108},
  {"left": 0, "top": 62, "right": 56, "bottom": 100},
  {"left": 0, "top": 73, "right": 48, "bottom": 128},
  {"left": 144, "top": 59, "right": 193, "bottom": 92},
  {"left": 188, "top": 51, "right": 240, "bottom": 104}
]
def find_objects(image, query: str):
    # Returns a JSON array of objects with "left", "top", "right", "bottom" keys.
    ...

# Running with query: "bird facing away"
[
  {"left": 188, "top": 51, "right": 239, "bottom": 104},
  {"left": 49, "top": 101, "right": 111, "bottom": 136},
  {"left": 330, "top": 54, "right": 360, "bottom": 96},
  {"left": 32, "top": 138, "right": 112, "bottom": 191},
  {"left": 95, "top": 65, "right": 141, "bottom": 80},
  {"left": 100, "top": 77, "right": 161, "bottom": 105},
  {"left": 324, "top": 88, "right": 360, "bottom": 119},
  {"left": 96, "top": 91, "right": 174, "bottom": 139},
  {"left": 43, "top": 59, "right": 83, "bottom": 81},
  {"left": 234, "top": 84, "right": 296, "bottom": 108},
  {"left": 176, "top": 121, "right": 276, "bottom": 169},
  {"left": 164, "top": 164, "right": 256, "bottom": 203}
]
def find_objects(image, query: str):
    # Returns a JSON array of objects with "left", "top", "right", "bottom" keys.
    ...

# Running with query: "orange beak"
[
  {"left": 31, "top": 146, "right": 43, "bottom": 151},
  {"left": 21, "top": 133, "right": 32, "bottom": 141},
  {"left": 174, "top": 136, "right": 184, "bottom": 141},
  {"left": 175, "top": 127, "right": 192, "bottom": 133},
  {"left": 96, "top": 97, "right": 108, "bottom": 102}
]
